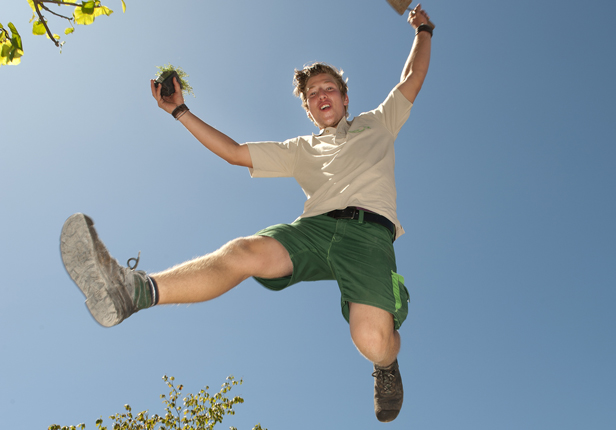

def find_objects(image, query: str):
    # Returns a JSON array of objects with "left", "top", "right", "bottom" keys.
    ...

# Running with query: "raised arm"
[
  {"left": 396, "top": 3, "right": 433, "bottom": 104},
  {"left": 150, "top": 78, "right": 253, "bottom": 168}
]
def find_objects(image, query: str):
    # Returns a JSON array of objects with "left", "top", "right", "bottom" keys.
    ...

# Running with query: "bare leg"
[
  {"left": 349, "top": 302, "right": 404, "bottom": 422},
  {"left": 348, "top": 302, "right": 400, "bottom": 366},
  {"left": 152, "top": 235, "right": 293, "bottom": 304}
]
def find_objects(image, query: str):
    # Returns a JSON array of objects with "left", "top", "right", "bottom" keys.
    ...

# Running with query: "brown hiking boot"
[{"left": 372, "top": 359, "right": 403, "bottom": 422}]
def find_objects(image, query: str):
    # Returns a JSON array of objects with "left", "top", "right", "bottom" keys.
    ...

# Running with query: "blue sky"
[{"left": 1, "top": 0, "right": 615, "bottom": 429}]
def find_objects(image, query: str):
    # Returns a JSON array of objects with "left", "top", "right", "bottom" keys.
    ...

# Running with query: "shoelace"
[
  {"left": 372, "top": 367, "right": 396, "bottom": 394},
  {"left": 127, "top": 251, "right": 141, "bottom": 270}
]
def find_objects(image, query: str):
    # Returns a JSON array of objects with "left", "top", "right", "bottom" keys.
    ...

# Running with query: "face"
[{"left": 305, "top": 73, "right": 349, "bottom": 129}]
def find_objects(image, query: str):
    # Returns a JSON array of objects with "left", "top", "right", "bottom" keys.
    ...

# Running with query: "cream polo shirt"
[{"left": 246, "top": 88, "right": 412, "bottom": 239}]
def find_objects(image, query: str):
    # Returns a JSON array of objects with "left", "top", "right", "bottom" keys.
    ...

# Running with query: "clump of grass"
[{"left": 155, "top": 63, "right": 195, "bottom": 97}]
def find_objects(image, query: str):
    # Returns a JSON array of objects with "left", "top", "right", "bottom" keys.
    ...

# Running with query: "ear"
[{"left": 344, "top": 94, "right": 349, "bottom": 107}]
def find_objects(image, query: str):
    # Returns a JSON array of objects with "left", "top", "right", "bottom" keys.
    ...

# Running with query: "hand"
[
  {"left": 407, "top": 4, "right": 433, "bottom": 29},
  {"left": 150, "top": 76, "right": 185, "bottom": 115}
]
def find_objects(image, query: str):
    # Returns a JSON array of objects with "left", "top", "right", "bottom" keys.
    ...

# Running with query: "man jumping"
[{"left": 60, "top": 5, "right": 433, "bottom": 422}]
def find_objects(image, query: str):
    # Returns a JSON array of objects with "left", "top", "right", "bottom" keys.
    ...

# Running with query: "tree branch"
[{"left": 33, "top": 0, "right": 60, "bottom": 47}]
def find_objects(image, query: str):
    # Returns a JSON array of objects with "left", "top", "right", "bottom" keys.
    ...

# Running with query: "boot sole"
[{"left": 60, "top": 213, "right": 122, "bottom": 327}]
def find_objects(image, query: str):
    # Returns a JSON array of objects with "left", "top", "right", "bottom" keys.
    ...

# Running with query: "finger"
[
  {"left": 173, "top": 77, "right": 186, "bottom": 103},
  {"left": 151, "top": 79, "right": 162, "bottom": 101}
]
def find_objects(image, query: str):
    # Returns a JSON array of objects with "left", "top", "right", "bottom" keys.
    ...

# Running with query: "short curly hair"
[{"left": 293, "top": 62, "right": 349, "bottom": 117}]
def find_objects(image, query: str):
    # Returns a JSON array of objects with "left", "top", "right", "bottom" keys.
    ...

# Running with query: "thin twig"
[
  {"left": 39, "top": 3, "right": 73, "bottom": 21},
  {"left": 40, "top": 0, "right": 81, "bottom": 7}
]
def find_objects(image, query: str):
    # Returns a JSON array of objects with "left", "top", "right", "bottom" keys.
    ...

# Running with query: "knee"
[
  {"left": 348, "top": 303, "right": 400, "bottom": 365},
  {"left": 220, "top": 237, "right": 262, "bottom": 270},
  {"left": 351, "top": 324, "right": 397, "bottom": 363},
  {"left": 223, "top": 237, "right": 254, "bottom": 257},
  {"left": 221, "top": 236, "right": 291, "bottom": 278}
]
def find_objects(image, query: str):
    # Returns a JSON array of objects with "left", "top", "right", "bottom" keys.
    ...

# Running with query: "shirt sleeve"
[
  {"left": 369, "top": 88, "right": 413, "bottom": 139},
  {"left": 246, "top": 138, "right": 298, "bottom": 178}
]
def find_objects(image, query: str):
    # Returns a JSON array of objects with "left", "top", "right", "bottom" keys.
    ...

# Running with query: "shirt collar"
[{"left": 314, "top": 117, "right": 351, "bottom": 137}]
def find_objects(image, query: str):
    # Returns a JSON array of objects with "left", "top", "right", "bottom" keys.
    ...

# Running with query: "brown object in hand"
[
  {"left": 386, "top": 0, "right": 435, "bottom": 28},
  {"left": 386, "top": 0, "right": 414, "bottom": 14}
]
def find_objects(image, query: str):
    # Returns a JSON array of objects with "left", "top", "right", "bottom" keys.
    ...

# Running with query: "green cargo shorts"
[{"left": 253, "top": 214, "right": 409, "bottom": 329}]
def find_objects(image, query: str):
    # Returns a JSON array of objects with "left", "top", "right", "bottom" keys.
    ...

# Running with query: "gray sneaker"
[
  {"left": 60, "top": 213, "right": 154, "bottom": 327},
  {"left": 372, "top": 359, "right": 404, "bottom": 422}
]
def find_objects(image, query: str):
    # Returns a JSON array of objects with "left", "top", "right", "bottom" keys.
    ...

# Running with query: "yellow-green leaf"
[
  {"left": 0, "top": 54, "right": 21, "bottom": 66},
  {"left": 1, "top": 41, "right": 10, "bottom": 58},
  {"left": 74, "top": 7, "right": 95, "bottom": 25},
  {"left": 0, "top": 37, "right": 23, "bottom": 67},
  {"left": 93, "top": 6, "right": 113, "bottom": 17},
  {"left": 27, "top": 0, "right": 36, "bottom": 13},
  {"left": 121, "top": 0, "right": 126, "bottom": 13},
  {"left": 0, "top": 22, "right": 24, "bottom": 66},
  {"left": 32, "top": 21, "right": 47, "bottom": 36},
  {"left": 8, "top": 22, "right": 22, "bottom": 50},
  {"left": 82, "top": 1, "right": 96, "bottom": 14},
  {"left": 65, "top": 27, "right": 75, "bottom": 35}
]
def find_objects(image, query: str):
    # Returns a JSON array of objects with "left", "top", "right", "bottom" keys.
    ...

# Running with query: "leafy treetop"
[
  {"left": 1, "top": 0, "right": 126, "bottom": 67},
  {"left": 48, "top": 375, "right": 267, "bottom": 430}
]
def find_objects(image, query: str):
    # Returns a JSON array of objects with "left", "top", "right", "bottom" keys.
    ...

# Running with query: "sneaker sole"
[{"left": 60, "top": 213, "right": 123, "bottom": 327}]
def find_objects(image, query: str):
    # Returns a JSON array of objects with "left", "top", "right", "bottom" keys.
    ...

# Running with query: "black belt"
[{"left": 325, "top": 207, "right": 395, "bottom": 238}]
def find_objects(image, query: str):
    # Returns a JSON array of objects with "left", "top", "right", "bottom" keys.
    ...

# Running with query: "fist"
[{"left": 408, "top": 4, "right": 432, "bottom": 29}]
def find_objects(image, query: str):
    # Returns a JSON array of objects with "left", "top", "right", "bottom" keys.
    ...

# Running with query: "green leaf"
[
  {"left": 82, "top": 1, "right": 96, "bottom": 14},
  {"left": 32, "top": 21, "right": 47, "bottom": 36},
  {"left": 0, "top": 43, "right": 9, "bottom": 60},
  {"left": 93, "top": 6, "right": 113, "bottom": 17},
  {"left": 11, "top": 36, "right": 22, "bottom": 52},
  {"left": 1, "top": 23, "right": 23, "bottom": 66},
  {"left": 74, "top": 7, "right": 95, "bottom": 25},
  {"left": 8, "top": 22, "right": 19, "bottom": 38}
]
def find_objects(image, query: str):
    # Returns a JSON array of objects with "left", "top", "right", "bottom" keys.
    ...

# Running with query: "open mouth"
[{"left": 320, "top": 104, "right": 331, "bottom": 110}]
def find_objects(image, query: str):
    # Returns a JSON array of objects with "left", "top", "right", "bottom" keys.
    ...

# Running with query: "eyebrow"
[{"left": 306, "top": 78, "right": 336, "bottom": 91}]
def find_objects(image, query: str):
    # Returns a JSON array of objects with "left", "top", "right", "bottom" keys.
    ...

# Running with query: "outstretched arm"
[
  {"left": 396, "top": 3, "right": 433, "bottom": 104},
  {"left": 150, "top": 78, "right": 253, "bottom": 168}
]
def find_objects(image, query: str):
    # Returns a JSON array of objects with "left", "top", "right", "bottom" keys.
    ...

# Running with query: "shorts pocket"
[{"left": 391, "top": 271, "right": 409, "bottom": 329}]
